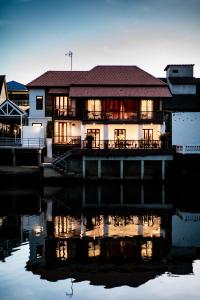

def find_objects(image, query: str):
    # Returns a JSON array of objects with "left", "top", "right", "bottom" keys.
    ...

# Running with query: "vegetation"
[{"left": 46, "top": 121, "right": 53, "bottom": 138}]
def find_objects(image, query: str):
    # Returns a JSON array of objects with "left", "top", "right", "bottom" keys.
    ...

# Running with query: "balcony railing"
[
  {"left": 53, "top": 135, "right": 81, "bottom": 145},
  {"left": 83, "top": 139, "right": 162, "bottom": 150},
  {"left": 0, "top": 137, "right": 44, "bottom": 148},
  {"left": 54, "top": 108, "right": 80, "bottom": 118},
  {"left": 84, "top": 111, "right": 163, "bottom": 122}
]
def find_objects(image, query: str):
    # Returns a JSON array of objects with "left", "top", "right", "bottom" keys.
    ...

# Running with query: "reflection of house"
[
  {"left": 163, "top": 64, "right": 200, "bottom": 154},
  {"left": 7, "top": 81, "right": 29, "bottom": 112},
  {"left": 26, "top": 208, "right": 172, "bottom": 287}
]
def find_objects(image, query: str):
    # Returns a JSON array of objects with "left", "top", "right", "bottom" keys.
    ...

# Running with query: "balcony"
[
  {"left": 53, "top": 136, "right": 81, "bottom": 146},
  {"left": 53, "top": 108, "right": 80, "bottom": 119},
  {"left": 83, "top": 111, "right": 163, "bottom": 123},
  {"left": 83, "top": 139, "right": 162, "bottom": 150}
]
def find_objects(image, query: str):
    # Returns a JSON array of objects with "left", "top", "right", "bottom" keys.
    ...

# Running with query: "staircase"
[{"left": 52, "top": 150, "right": 72, "bottom": 174}]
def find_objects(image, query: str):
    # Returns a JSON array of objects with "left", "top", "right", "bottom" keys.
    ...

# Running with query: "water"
[{"left": 0, "top": 183, "right": 200, "bottom": 299}]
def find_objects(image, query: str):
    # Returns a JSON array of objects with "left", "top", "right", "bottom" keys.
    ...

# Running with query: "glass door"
[
  {"left": 114, "top": 129, "right": 126, "bottom": 148},
  {"left": 87, "top": 129, "right": 100, "bottom": 148},
  {"left": 143, "top": 129, "right": 153, "bottom": 147}
]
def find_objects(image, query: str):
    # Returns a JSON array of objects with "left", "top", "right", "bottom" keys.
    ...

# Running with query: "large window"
[
  {"left": 36, "top": 96, "right": 43, "bottom": 110},
  {"left": 140, "top": 100, "right": 153, "bottom": 119},
  {"left": 86, "top": 99, "right": 101, "bottom": 119},
  {"left": 55, "top": 96, "right": 75, "bottom": 116}
]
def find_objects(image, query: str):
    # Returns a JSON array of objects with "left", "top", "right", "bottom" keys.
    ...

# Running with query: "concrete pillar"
[
  {"left": 120, "top": 184, "right": 123, "bottom": 205},
  {"left": 81, "top": 124, "right": 85, "bottom": 148},
  {"left": 38, "top": 149, "right": 42, "bottom": 166},
  {"left": 162, "top": 160, "right": 165, "bottom": 180},
  {"left": 162, "top": 184, "right": 165, "bottom": 204},
  {"left": 82, "top": 157, "right": 86, "bottom": 179},
  {"left": 12, "top": 148, "right": 16, "bottom": 166},
  {"left": 103, "top": 124, "right": 108, "bottom": 140},
  {"left": 98, "top": 185, "right": 101, "bottom": 204},
  {"left": 98, "top": 159, "right": 101, "bottom": 179},
  {"left": 82, "top": 184, "right": 85, "bottom": 205},
  {"left": 141, "top": 160, "right": 144, "bottom": 179},
  {"left": 47, "top": 200, "right": 53, "bottom": 222},
  {"left": 120, "top": 159, "right": 123, "bottom": 179},
  {"left": 141, "top": 184, "right": 144, "bottom": 204}
]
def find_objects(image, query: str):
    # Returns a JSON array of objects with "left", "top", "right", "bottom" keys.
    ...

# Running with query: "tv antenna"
[{"left": 65, "top": 51, "right": 73, "bottom": 71}]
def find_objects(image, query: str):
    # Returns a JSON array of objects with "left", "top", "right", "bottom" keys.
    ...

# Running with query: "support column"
[
  {"left": 82, "top": 184, "right": 85, "bottom": 205},
  {"left": 103, "top": 124, "right": 108, "bottom": 149},
  {"left": 12, "top": 148, "right": 16, "bottom": 166},
  {"left": 98, "top": 185, "right": 101, "bottom": 204},
  {"left": 141, "top": 160, "right": 144, "bottom": 180},
  {"left": 120, "top": 184, "right": 123, "bottom": 205},
  {"left": 47, "top": 200, "right": 53, "bottom": 222},
  {"left": 120, "top": 159, "right": 123, "bottom": 179},
  {"left": 162, "top": 160, "right": 165, "bottom": 180},
  {"left": 98, "top": 159, "right": 101, "bottom": 179},
  {"left": 81, "top": 124, "right": 85, "bottom": 148},
  {"left": 82, "top": 157, "right": 86, "bottom": 179},
  {"left": 141, "top": 184, "right": 144, "bottom": 204},
  {"left": 38, "top": 149, "right": 42, "bottom": 166},
  {"left": 162, "top": 184, "right": 165, "bottom": 204}
]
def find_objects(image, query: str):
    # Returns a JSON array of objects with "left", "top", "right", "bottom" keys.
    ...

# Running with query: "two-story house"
[{"left": 27, "top": 65, "right": 171, "bottom": 152}]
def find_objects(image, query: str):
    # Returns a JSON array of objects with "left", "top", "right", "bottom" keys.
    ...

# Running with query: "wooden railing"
[
  {"left": 84, "top": 111, "right": 163, "bottom": 122},
  {"left": 82, "top": 139, "right": 162, "bottom": 150},
  {"left": 54, "top": 108, "right": 80, "bottom": 118},
  {"left": 53, "top": 135, "right": 81, "bottom": 145}
]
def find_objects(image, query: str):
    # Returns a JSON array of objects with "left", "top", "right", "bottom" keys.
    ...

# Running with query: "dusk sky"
[{"left": 1, "top": 0, "right": 200, "bottom": 84}]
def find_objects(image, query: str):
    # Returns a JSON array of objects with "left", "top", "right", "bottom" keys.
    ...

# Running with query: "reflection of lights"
[{"left": 33, "top": 225, "right": 43, "bottom": 236}]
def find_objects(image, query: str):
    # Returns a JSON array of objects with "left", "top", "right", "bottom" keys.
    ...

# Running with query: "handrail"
[
  {"left": 82, "top": 139, "right": 162, "bottom": 149},
  {"left": 0, "top": 137, "right": 45, "bottom": 148},
  {"left": 84, "top": 110, "right": 163, "bottom": 121}
]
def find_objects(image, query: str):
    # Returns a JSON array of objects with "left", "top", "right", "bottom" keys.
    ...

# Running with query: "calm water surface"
[{"left": 0, "top": 183, "right": 200, "bottom": 300}]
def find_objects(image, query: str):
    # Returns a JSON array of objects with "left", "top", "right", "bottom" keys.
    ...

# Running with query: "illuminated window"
[
  {"left": 141, "top": 100, "right": 153, "bottom": 119},
  {"left": 36, "top": 96, "right": 43, "bottom": 110}
]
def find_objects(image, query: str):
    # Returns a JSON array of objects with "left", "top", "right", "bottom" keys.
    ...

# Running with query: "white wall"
[
  {"left": 82, "top": 124, "right": 162, "bottom": 140},
  {"left": 22, "top": 125, "right": 45, "bottom": 146},
  {"left": 169, "top": 84, "right": 196, "bottom": 95},
  {"left": 172, "top": 112, "right": 200, "bottom": 145},
  {"left": 0, "top": 82, "right": 7, "bottom": 104},
  {"left": 172, "top": 214, "right": 200, "bottom": 247},
  {"left": 29, "top": 88, "right": 45, "bottom": 118},
  {"left": 166, "top": 65, "right": 193, "bottom": 78}
]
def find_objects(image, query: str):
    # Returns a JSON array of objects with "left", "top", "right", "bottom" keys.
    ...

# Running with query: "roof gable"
[{"left": 0, "top": 99, "right": 26, "bottom": 117}]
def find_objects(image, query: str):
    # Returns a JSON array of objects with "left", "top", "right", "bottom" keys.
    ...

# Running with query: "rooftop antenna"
[{"left": 65, "top": 51, "right": 73, "bottom": 71}]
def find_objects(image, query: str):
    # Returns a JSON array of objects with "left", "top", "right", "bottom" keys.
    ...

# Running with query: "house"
[
  {"left": 27, "top": 66, "right": 171, "bottom": 151},
  {"left": 7, "top": 80, "right": 29, "bottom": 112},
  {"left": 27, "top": 66, "right": 173, "bottom": 179},
  {"left": 0, "top": 75, "right": 27, "bottom": 141},
  {"left": 163, "top": 64, "right": 200, "bottom": 154}
]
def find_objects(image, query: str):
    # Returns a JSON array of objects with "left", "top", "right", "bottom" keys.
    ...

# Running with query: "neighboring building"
[
  {"left": 0, "top": 76, "right": 27, "bottom": 140},
  {"left": 27, "top": 65, "right": 171, "bottom": 152},
  {"left": 7, "top": 80, "right": 29, "bottom": 112},
  {"left": 163, "top": 64, "right": 200, "bottom": 154},
  {"left": 0, "top": 75, "right": 8, "bottom": 104}
]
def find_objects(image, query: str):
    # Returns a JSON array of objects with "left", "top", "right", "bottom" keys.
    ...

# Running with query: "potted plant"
[
  {"left": 159, "top": 132, "right": 171, "bottom": 148},
  {"left": 46, "top": 121, "right": 53, "bottom": 158},
  {"left": 85, "top": 134, "right": 94, "bottom": 149}
]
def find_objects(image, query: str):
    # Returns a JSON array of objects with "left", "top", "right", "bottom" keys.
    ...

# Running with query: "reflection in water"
[{"left": 0, "top": 183, "right": 200, "bottom": 292}]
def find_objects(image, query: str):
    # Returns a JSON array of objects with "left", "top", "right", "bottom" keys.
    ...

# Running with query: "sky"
[{"left": 1, "top": 0, "right": 200, "bottom": 84}]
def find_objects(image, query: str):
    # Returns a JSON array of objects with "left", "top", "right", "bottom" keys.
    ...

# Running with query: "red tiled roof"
[
  {"left": 48, "top": 87, "right": 69, "bottom": 94},
  {"left": 27, "top": 71, "right": 86, "bottom": 87},
  {"left": 74, "top": 65, "right": 166, "bottom": 86},
  {"left": 70, "top": 86, "right": 171, "bottom": 98}
]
